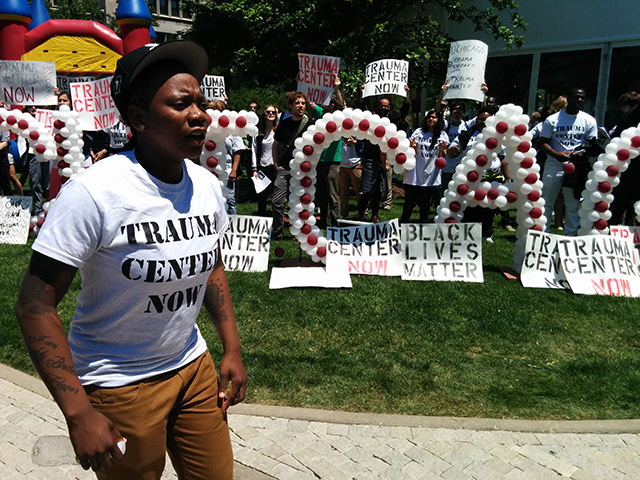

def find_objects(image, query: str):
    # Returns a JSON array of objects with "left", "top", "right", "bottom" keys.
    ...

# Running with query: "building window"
[
  {"left": 606, "top": 46, "right": 640, "bottom": 131},
  {"left": 153, "top": 0, "right": 185, "bottom": 18}
]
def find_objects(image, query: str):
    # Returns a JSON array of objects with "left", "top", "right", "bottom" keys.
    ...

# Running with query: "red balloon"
[
  {"left": 531, "top": 224, "right": 543, "bottom": 231},
  {"left": 487, "top": 188, "right": 499, "bottom": 200},
  {"left": 606, "top": 165, "right": 619, "bottom": 177},
  {"left": 56, "top": 147, "right": 68, "bottom": 157},
  {"left": 58, "top": 161, "right": 69, "bottom": 169},
  {"left": 35, "top": 144, "right": 46, "bottom": 154},
  {"left": 236, "top": 116, "right": 247, "bottom": 128},
  {"left": 206, "top": 157, "right": 218, "bottom": 168},
  {"left": 520, "top": 157, "right": 534, "bottom": 168},
  {"left": 435, "top": 157, "right": 446, "bottom": 169},
  {"left": 524, "top": 173, "right": 538, "bottom": 184},
  {"left": 307, "top": 234, "right": 318, "bottom": 246},
  {"left": 342, "top": 118, "right": 354, "bottom": 130},
  {"left": 299, "top": 210, "right": 310, "bottom": 220},
  {"left": 300, "top": 161, "right": 312, "bottom": 172},
  {"left": 506, "top": 192, "right": 518, "bottom": 203},
  {"left": 617, "top": 149, "right": 630, "bottom": 161},
  {"left": 474, "top": 189, "right": 486, "bottom": 201},
  {"left": 29, "top": 130, "right": 40, "bottom": 141},
  {"left": 466, "top": 171, "right": 479, "bottom": 182},
  {"left": 527, "top": 191, "right": 540, "bottom": 202},
  {"left": 303, "top": 145, "right": 314, "bottom": 156},
  {"left": 317, "top": 246, "right": 327, "bottom": 257},
  {"left": 449, "top": 201, "right": 461, "bottom": 212},
  {"left": 562, "top": 162, "right": 575, "bottom": 174},
  {"left": 313, "top": 132, "right": 325, "bottom": 145},
  {"left": 396, "top": 153, "right": 407, "bottom": 164},
  {"left": 326, "top": 121, "right": 337, "bottom": 133},
  {"left": 301, "top": 177, "right": 312, "bottom": 188},
  {"left": 18, "top": 119, "right": 29, "bottom": 130},
  {"left": 275, "top": 247, "right": 285, "bottom": 257},
  {"left": 597, "top": 181, "right": 611, "bottom": 193},
  {"left": 529, "top": 207, "right": 542, "bottom": 219},
  {"left": 594, "top": 219, "right": 608, "bottom": 230},
  {"left": 514, "top": 124, "right": 528, "bottom": 136},
  {"left": 54, "top": 133, "right": 65, "bottom": 143},
  {"left": 374, "top": 126, "right": 386, "bottom": 138},
  {"left": 594, "top": 201, "right": 609, "bottom": 213},
  {"left": 517, "top": 141, "right": 531, "bottom": 153},
  {"left": 631, "top": 136, "right": 640, "bottom": 148},
  {"left": 53, "top": 119, "right": 65, "bottom": 129},
  {"left": 485, "top": 137, "right": 498, "bottom": 150},
  {"left": 6, "top": 115, "right": 16, "bottom": 125},
  {"left": 358, "top": 119, "right": 370, "bottom": 131},
  {"left": 36, "top": 218, "right": 44, "bottom": 227},
  {"left": 218, "top": 115, "right": 230, "bottom": 128},
  {"left": 445, "top": 217, "right": 457, "bottom": 223},
  {"left": 475, "top": 155, "right": 488, "bottom": 166},
  {"left": 301, "top": 224, "right": 312, "bottom": 234},
  {"left": 301, "top": 194, "right": 312, "bottom": 204},
  {"left": 387, "top": 137, "right": 399, "bottom": 149},
  {"left": 205, "top": 140, "right": 216, "bottom": 151},
  {"left": 496, "top": 122, "right": 509, "bottom": 134},
  {"left": 457, "top": 184, "right": 469, "bottom": 195}
]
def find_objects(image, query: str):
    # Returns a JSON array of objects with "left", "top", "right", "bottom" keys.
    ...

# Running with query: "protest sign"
[
  {"left": 557, "top": 235, "right": 640, "bottom": 297},
  {"left": 221, "top": 215, "right": 272, "bottom": 272},
  {"left": 70, "top": 77, "right": 118, "bottom": 131},
  {"left": 0, "top": 196, "right": 32, "bottom": 244},
  {"left": 200, "top": 75, "right": 226, "bottom": 102},
  {"left": 326, "top": 219, "right": 402, "bottom": 276},
  {"left": 297, "top": 53, "right": 340, "bottom": 105},
  {"left": 520, "top": 231, "right": 570, "bottom": 290},
  {"left": 401, "top": 223, "right": 483, "bottom": 282},
  {"left": 35, "top": 109, "right": 53, "bottom": 135},
  {"left": 443, "top": 40, "right": 488, "bottom": 102},
  {"left": 251, "top": 170, "right": 272, "bottom": 194},
  {"left": 362, "top": 59, "right": 409, "bottom": 98},
  {"left": 56, "top": 75, "right": 95, "bottom": 94},
  {"left": 270, "top": 265, "right": 351, "bottom": 289},
  {"left": 609, "top": 225, "right": 640, "bottom": 260},
  {"left": 0, "top": 61, "right": 56, "bottom": 105}
]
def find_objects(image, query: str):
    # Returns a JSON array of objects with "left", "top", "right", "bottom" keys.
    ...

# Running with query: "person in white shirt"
[{"left": 251, "top": 105, "right": 278, "bottom": 216}]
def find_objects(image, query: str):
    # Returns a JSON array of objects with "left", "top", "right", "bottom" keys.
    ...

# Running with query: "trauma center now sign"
[
  {"left": 326, "top": 219, "right": 402, "bottom": 276},
  {"left": 200, "top": 75, "right": 226, "bottom": 102},
  {"left": 401, "top": 223, "right": 483, "bottom": 282},
  {"left": 443, "top": 40, "right": 488, "bottom": 102},
  {"left": 221, "top": 215, "right": 272, "bottom": 272},
  {"left": 362, "top": 59, "right": 409, "bottom": 98},
  {"left": 0, "top": 60, "right": 56, "bottom": 105},
  {"left": 520, "top": 231, "right": 570, "bottom": 290},
  {"left": 70, "top": 77, "right": 118, "bottom": 131},
  {"left": 297, "top": 53, "right": 340, "bottom": 105}
]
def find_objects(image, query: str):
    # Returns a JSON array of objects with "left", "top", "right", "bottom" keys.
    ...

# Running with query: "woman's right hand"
[{"left": 253, "top": 171, "right": 258, "bottom": 178}]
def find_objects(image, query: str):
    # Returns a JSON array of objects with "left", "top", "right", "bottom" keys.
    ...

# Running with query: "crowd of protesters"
[{"left": 2, "top": 76, "right": 639, "bottom": 240}]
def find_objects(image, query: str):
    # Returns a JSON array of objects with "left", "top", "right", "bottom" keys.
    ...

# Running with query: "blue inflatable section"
[
  {"left": 0, "top": 0, "right": 32, "bottom": 19},
  {"left": 116, "top": 0, "right": 152, "bottom": 22},
  {"left": 29, "top": 0, "right": 50, "bottom": 30}
]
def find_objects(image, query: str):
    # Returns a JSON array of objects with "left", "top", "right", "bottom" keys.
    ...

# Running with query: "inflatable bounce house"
[{"left": 0, "top": 0, "right": 153, "bottom": 74}]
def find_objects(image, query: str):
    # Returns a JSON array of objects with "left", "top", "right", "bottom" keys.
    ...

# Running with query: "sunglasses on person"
[{"left": 265, "top": 110, "right": 276, "bottom": 115}]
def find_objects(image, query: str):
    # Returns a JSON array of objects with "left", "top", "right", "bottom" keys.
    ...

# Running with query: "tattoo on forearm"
[
  {"left": 45, "top": 374, "right": 79, "bottom": 394},
  {"left": 44, "top": 356, "right": 77, "bottom": 374},
  {"left": 206, "top": 279, "right": 230, "bottom": 324},
  {"left": 28, "top": 346, "right": 48, "bottom": 364}
]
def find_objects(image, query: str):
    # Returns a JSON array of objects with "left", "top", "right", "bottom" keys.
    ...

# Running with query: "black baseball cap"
[{"left": 111, "top": 40, "right": 209, "bottom": 125}]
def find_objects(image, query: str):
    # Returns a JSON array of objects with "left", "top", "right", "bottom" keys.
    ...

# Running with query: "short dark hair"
[
  {"left": 477, "top": 105, "right": 497, "bottom": 117},
  {"left": 287, "top": 91, "right": 307, "bottom": 106},
  {"left": 618, "top": 91, "right": 640, "bottom": 108},
  {"left": 568, "top": 87, "right": 586, "bottom": 97}
]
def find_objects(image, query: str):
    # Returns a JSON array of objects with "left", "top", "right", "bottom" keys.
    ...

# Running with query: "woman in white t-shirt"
[
  {"left": 15, "top": 41, "right": 246, "bottom": 480},
  {"left": 401, "top": 110, "right": 449, "bottom": 223},
  {"left": 252, "top": 104, "right": 278, "bottom": 216}
]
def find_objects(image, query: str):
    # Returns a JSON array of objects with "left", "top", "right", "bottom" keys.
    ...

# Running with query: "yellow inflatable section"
[{"left": 22, "top": 35, "right": 120, "bottom": 73}]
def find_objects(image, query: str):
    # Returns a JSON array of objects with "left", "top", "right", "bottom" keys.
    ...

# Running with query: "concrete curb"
[{"left": 3, "top": 363, "right": 639, "bottom": 435}]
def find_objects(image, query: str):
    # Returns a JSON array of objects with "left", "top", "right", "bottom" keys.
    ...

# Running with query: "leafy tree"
[
  {"left": 183, "top": 0, "right": 525, "bottom": 99},
  {"left": 45, "top": 0, "right": 107, "bottom": 23}
]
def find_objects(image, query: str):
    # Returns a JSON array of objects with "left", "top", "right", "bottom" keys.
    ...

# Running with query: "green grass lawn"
[{"left": 2, "top": 188, "right": 640, "bottom": 420}]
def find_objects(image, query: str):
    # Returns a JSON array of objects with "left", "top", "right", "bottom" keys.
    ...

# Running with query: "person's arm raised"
[
  {"left": 202, "top": 249, "right": 247, "bottom": 413},
  {"left": 15, "top": 252, "right": 124, "bottom": 471}
]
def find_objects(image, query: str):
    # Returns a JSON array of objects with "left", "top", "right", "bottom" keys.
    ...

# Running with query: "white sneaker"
[{"left": 485, "top": 237, "right": 494, "bottom": 244}]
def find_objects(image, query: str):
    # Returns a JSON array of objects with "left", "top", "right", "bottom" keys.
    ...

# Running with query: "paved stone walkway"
[{"left": 1, "top": 363, "right": 640, "bottom": 479}]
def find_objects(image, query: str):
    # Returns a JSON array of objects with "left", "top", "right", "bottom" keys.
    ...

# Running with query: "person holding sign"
[
  {"left": 400, "top": 110, "right": 449, "bottom": 224},
  {"left": 15, "top": 41, "right": 246, "bottom": 479},
  {"left": 252, "top": 105, "right": 278, "bottom": 216}
]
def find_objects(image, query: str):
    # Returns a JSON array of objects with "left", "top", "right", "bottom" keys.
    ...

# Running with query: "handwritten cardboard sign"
[
  {"left": 56, "top": 75, "right": 96, "bottom": 94},
  {"left": 35, "top": 109, "right": 53, "bottom": 135},
  {"left": 221, "top": 215, "right": 272, "bottom": 272},
  {"left": 557, "top": 235, "right": 640, "bottom": 297},
  {"left": 297, "top": 53, "right": 340, "bottom": 105},
  {"left": 0, "top": 60, "right": 56, "bottom": 105},
  {"left": 362, "top": 59, "right": 409, "bottom": 98},
  {"left": 443, "top": 40, "right": 488, "bottom": 102},
  {"left": 401, "top": 223, "right": 483, "bottom": 282},
  {"left": 200, "top": 75, "right": 226, "bottom": 102},
  {"left": 70, "top": 77, "right": 117, "bottom": 131},
  {"left": 0, "top": 196, "right": 32, "bottom": 244},
  {"left": 520, "top": 231, "right": 570, "bottom": 290},
  {"left": 326, "top": 219, "right": 402, "bottom": 276}
]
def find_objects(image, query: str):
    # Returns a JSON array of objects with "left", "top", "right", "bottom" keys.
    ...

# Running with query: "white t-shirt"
[
  {"left": 340, "top": 138, "right": 361, "bottom": 168},
  {"left": 540, "top": 110, "right": 597, "bottom": 153},
  {"left": 404, "top": 129, "right": 449, "bottom": 187},
  {"left": 33, "top": 150, "right": 229, "bottom": 387},
  {"left": 251, "top": 131, "right": 275, "bottom": 169},
  {"left": 443, "top": 120, "right": 468, "bottom": 173},
  {"left": 225, "top": 136, "right": 245, "bottom": 174}
]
